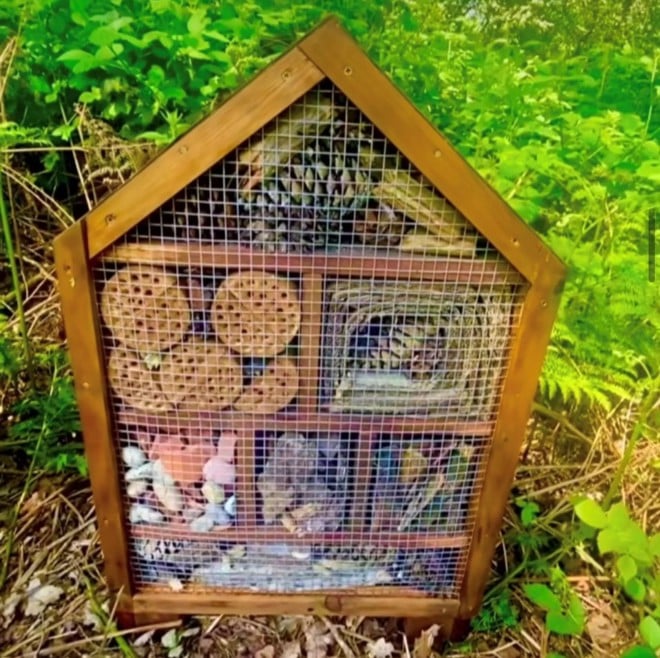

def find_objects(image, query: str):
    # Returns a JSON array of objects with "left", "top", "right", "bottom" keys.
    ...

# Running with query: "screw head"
[{"left": 343, "top": 66, "right": 353, "bottom": 76}]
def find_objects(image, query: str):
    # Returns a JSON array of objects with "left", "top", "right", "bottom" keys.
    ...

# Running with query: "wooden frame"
[{"left": 54, "top": 16, "right": 565, "bottom": 637}]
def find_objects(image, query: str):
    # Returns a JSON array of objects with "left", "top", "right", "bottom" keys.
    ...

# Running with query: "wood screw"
[
  {"left": 343, "top": 66, "right": 352, "bottom": 76},
  {"left": 178, "top": 145, "right": 189, "bottom": 155},
  {"left": 104, "top": 213, "right": 116, "bottom": 225},
  {"left": 282, "top": 69, "right": 291, "bottom": 80}
]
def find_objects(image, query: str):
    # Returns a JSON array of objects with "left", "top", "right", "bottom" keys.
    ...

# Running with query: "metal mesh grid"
[
  {"left": 93, "top": 79, "right": 526, "bottom": 598},
  {"left": 130, "top": 83, "right": 492, "bottom": 258}
]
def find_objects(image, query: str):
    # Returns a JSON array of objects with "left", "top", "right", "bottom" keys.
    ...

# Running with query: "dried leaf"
[
  {"left": 24, "top": 578, "right": 64, "bottom": 617},
  {"left": 161, "top": 628, "right": 180, "bottom": 649},
  {"left": 255, "top": 645, "right": 275, "bottom": 658},
  {"left": 587, "top": 612, "right": 618, "bottom": 646},
  {"left": 280, "top": 640, "right": 302, "bottom": 658},
  {"left": 412, "top": 624, "right": 439, "bottom": 658},
  {"left": 304, "top": 620, "right": 333, "bottom": 658},
  {"left": 367, "top": 637, "right": 395, "bottom": 658},
  {"left": 80, "top": 600, "right": 103, "bottom": 631},
  {"left": 2, "top": 593, "right": 21, "bottom": 628},
  {"left": 133, "top": 629, "right": 156, "bottom": 647}
]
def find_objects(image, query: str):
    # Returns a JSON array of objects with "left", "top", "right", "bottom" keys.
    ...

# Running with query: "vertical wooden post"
[
  {"left": 236, "top": 433, "right": 258, "bottom": 527},
  {"left": 457, "top": 260, "right": 565, "bottom": 621},
  {"left": 298, "top": 273, "right": 324, "bottom": 412},
  {"left": 53, "top": 221, "right": 133, "bottom": 604}
]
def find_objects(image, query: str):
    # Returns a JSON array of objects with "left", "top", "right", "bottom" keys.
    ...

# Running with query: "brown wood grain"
[
  {"left": 297, "top": 18, "right": 565, "bottom": 285},
  {"left": 84, "top": 47, "right": 323, "bottom": 257},
  {"left": 458, "top": 258, "right": 565, "bottom": 618},
  {"left": 53, "top": 220, "right": 132, "bottom": 594},
  {"left": 129, "top": 524, "right": 469, "bottom": 549},
  {"left": 298, "top": 273, "right": 324, "bottom": 412},
  {"left": 103, "top": 242, "right": 519, "bottom": 285},
  {"left": 235, "top": 432, "right": 257, "bottom": 527},
  {"left": 132, "top": 590, "right": 460, "bottom": 617},
  {"left": 115, "top": 408, "right": 495, "bottom": 437},
  {"left": 349, "top": 431, "right": 375, "bottom": 532}
]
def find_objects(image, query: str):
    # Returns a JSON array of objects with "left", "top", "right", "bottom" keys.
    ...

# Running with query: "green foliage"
[
  {"left": 574, "top": 498, "right": 660, "bottom": 655},
  {"left": 471, "top": 589, "right": 519, "bottom": 632},
  {"left": 523, "top": 568, "right": 586, "bottom": 636},
  {"left": 2, "top": 341, "right": 85, "bottom": 475}
]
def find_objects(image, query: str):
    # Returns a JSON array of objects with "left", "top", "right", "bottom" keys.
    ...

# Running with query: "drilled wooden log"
[
  {"left": 159, "top": 339, "right": 243, "bottom": 411},
  {"left": 212, "top": 271, "right": 301, "bottom": 357},
  {"left": 100, "top": 265, "right": 190, "bottom": 353},
  {"left": 234, "top": 356, "right": 299, "bottom": 414}
]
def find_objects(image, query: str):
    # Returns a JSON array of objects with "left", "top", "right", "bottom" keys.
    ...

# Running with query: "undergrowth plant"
[{"left": 575, "top": 498, "right": 660, "bottom": 657}]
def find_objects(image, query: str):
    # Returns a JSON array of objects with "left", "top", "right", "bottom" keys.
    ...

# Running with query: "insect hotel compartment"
[
  {"left": 98, "top": 265, "right": 302, "bottom": 416},
  {"left": 322, "top": 279, "right": 519, "bottom": 418}
]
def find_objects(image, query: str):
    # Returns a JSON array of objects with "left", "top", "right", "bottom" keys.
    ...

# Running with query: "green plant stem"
[
  {"left": 0, "top": 174, "right": 33, "bottom": 384},
  {"left": 0, "top": 361, "right": 59, "bottom": 589},
  {"left": 603, "top": 382, "right": 659, "bottom": 509}
]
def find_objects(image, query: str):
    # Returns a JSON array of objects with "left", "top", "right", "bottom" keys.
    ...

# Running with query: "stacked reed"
[{"left": 324, "top": 281, "right": 515, "bottom": 418}]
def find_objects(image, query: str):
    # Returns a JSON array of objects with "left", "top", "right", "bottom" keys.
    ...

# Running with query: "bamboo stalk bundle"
[
  {"left": 372, "top": 170, "right": 478, "bottom": 256},
  {"left": 238, "top": 90, "right": 337, "bottom": 191}
]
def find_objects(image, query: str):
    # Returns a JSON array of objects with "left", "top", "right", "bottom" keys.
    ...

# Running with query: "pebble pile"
[{"left": 122, "top": 430, "right": 239, "bottom": 532}]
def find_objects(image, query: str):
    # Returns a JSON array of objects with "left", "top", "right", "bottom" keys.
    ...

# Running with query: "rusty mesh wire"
[{"left": 93, "top": 81, "right": 525, "bottom": 597}]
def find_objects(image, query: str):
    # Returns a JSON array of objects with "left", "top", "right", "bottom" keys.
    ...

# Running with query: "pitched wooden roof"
[{"left": 64, "top": 17, "right": 565, "bottom": 286}]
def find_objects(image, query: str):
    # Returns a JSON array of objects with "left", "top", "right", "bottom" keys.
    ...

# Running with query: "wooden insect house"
[{"left": 54, "top": 19, "right": 565, "bottom": 635}]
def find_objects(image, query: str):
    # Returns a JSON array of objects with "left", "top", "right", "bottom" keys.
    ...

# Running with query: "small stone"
[
  {"left": 122, "top": 446, "right": 147, "bottom": 468},
  {"left": 190, "top": 514, "right": 214, "bottom": 533},
  {"left": 182, "top": 506, "right": 204, "bottom": 522},
  {"left": 153, "top": 478, "right": 184, "bottom": 512},
  {"left": 223, "top": 494, "right": 237, "bottom": 517},
  {"left": 125, "top": 462, "right": 154, "bottom": 482},
  {"left": 201, "top": 481, "right": 225, "bottom": 504},
  {"left": 151, "top": 435, "right": 214, "bottom": 485},
  {"left": 129, "top": 504, "right": 164, "bottom": 524},
  {"left": 216, "top": 432, "right": 238, "bottom": 463},
  {"left": 205, "top": 502, "right": 232, "bottom": 528},
  {"left": 203, "top": 457, "right": 236, "bottom": 485},
  {"left": 127, "top": 480, "right": 148, "bottom": 498}
]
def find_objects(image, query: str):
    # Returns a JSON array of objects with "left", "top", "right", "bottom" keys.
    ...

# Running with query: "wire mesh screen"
[{"left": 93, "top": 80, "right": 526, "bottom": 598}]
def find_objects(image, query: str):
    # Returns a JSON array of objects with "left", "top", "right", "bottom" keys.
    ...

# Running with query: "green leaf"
[
  {"left": 57, "top": 48, "right": 94, "bottom": 63},
  {"left": 639, "top": 616, "right": 660, "bottom": 650},
  {"left": 575, "top": 498, "right": 608, "bottom": 529},
  {"left": 649, "top": 533, "right": 660, "bottom": 557},
  {"left": 521, "top": 501, "right": 540, "bottom": 528},
  {"left": 621, "top": 646, "right": 657, "bottom": 658},
  {"left": 523, "top": 584, "right": 561, "bottom": 612},
  {"left": 88, "top": 26, "right": 119, "bottom": 47},
  {"left": 624, "top": 577, "right": 647, "bottom": 603},
  {"left": 546, "top": 610, "right": 583, "bottom": 636},
  {"left": 637, "top": 160, "right": 660, "bottom": 183},
  {"left": 616, "top": 555, "right": 638, "bottom": 583}
]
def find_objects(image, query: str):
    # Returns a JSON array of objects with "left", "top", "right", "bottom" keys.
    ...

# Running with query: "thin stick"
[
  {"left": 37, "top": 619, "right": 183, "bottom": 656},
  {"left": 322, "top": 618, "right": 356, "bottom": 658}
]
